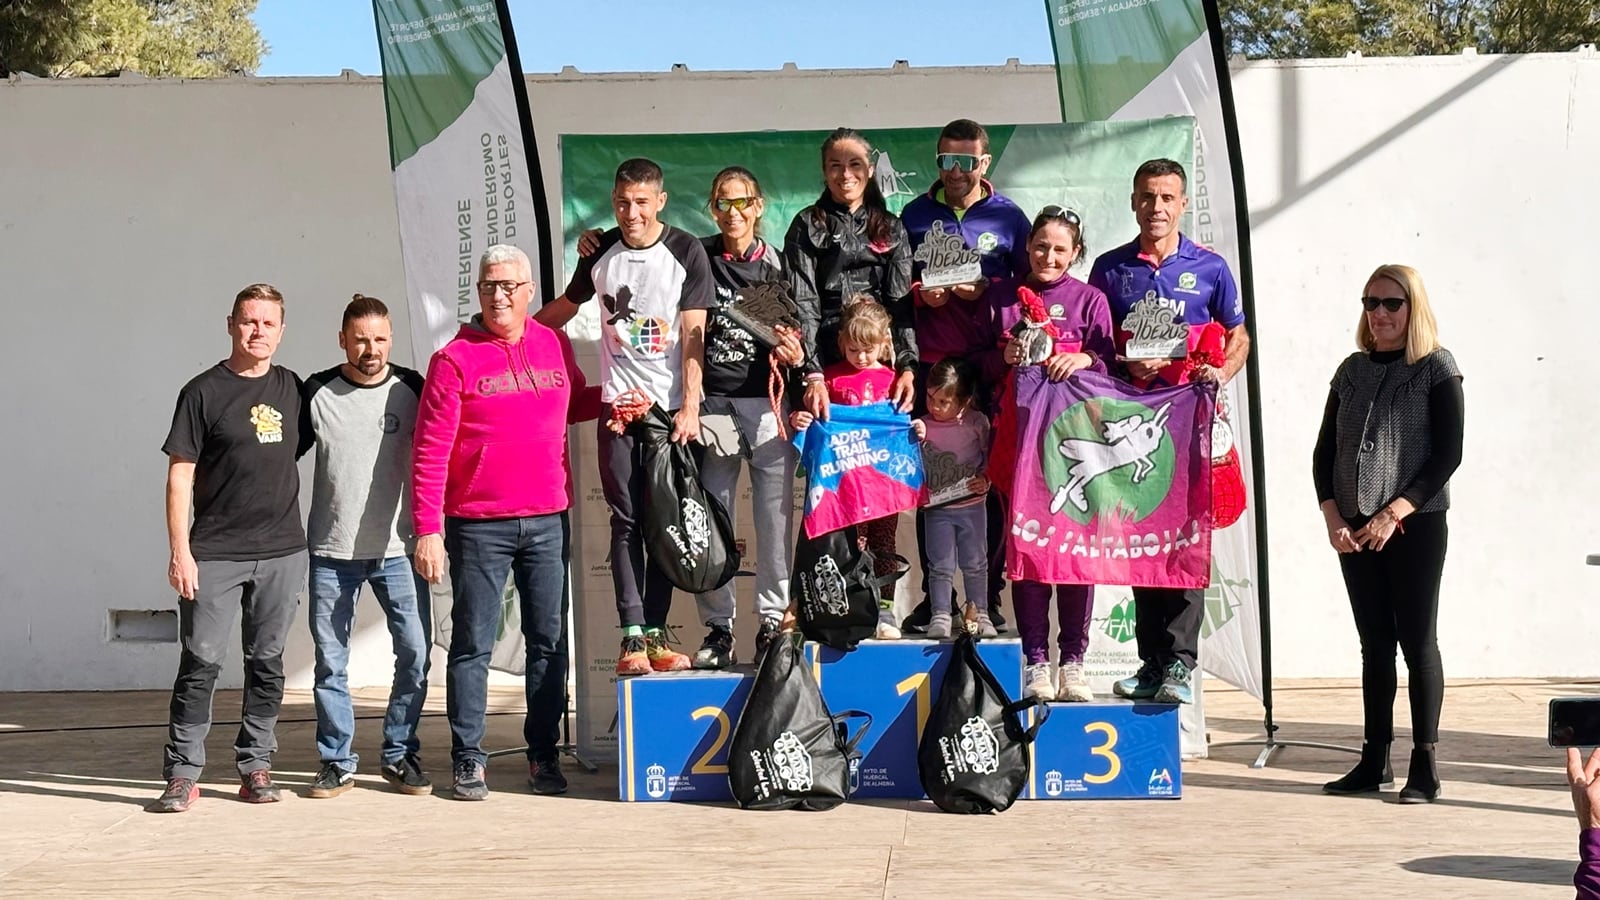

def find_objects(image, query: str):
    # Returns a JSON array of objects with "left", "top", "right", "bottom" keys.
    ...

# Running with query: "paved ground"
[{"left": 0, "top": 678, "right": 1592, "bottom": 898}]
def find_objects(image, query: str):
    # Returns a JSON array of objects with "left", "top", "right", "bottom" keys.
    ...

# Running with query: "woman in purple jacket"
[{"left": 981, "top": 206, "right": 1116, "bottom": 703}]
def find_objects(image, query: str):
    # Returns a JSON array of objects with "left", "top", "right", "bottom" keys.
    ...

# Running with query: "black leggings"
[{"left": 1337, "top": 511, "right": 1448, "bottom": 744}]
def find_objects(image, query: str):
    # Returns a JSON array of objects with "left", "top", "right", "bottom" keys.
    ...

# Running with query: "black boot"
[
  {"left": 1322, "top": 742, "right": 1393, "bottom": 795},
  {"left": 1399, "top": 744, "right": 1441, "bottom": 804}
]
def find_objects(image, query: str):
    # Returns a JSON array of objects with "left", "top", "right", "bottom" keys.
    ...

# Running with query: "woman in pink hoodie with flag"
[
  {"left": 411, "top": 245, "right": 599, "bottom": 802},
  {"left": 981, "top": 207, "right": 1116, "bottom": 704}
]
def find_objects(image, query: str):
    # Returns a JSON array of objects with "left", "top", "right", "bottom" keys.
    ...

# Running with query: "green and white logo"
[
  {"left": 1178, "top": 272, "right": 1198, "bottom": 291},
  {"left": 977, "top": 232, "right": 999, "bottom": 252},
  {"left": 1041, "top": 398, "right": 1175, "bottom": 525},
  {"left": 1104, "top": 597, "right": 1138, "bottom": 643}
]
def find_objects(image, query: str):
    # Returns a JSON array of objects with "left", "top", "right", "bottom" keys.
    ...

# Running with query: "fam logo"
[
  {"left": 1042, "top": 398, "right": 1175, "bottom": 524},
  {"left": 1102, "top": 597, "right": 1138, "bottom": 644},
  {"left": 1148, "top": 767, "right": 1176, "bottom": 796},
  {"left": 871, "top": 150, "right": 917, "bottom": 200},
  {"left": 976, "top": 232, "right": 999, "bottom": 253},
  {"left": 645, "top": 764, "right": 668, "bottom": 799},
  {"left": 1176, "top": 271, "right": 1199, "bottom": 293},
  {"left": 249, "top": 404, "right": 284, "bottom": 444}
]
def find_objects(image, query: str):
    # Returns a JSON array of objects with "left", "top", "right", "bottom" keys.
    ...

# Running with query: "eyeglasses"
[
  {"left": 935, "top": 153, "right": 989, "bottom": 173},
  {"left": 1039, "top": 205, "right": 1083, "bottom": 226},
  {"left": 477, "top": 280, "right": 529, "bottom": 297},
  {"left": 714, "top": 197, "right": 758, "bottom": 213},
  {"left": 1360, "top": 296, "right": 1407, "bottom": 312}
]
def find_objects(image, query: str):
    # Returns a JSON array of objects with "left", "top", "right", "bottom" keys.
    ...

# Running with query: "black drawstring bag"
[
  {"left": 728, "top": 631, "right": 872, "bottom": 811},
  {"left": 917, "top": 629, "right": 1049, "bottom": 814},
  {"left": 633, "top": 405, "right": 739, "bottom": 593},
  {"left": 791, "top": 527, "right": 909, "bottom": 652}
]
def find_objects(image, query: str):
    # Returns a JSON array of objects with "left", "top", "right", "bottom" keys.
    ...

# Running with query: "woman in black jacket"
[
  {"left": 1313, "top": 264, "right": 1463, "bottom": 804},
  {"left": 784, "top": 128, "right": 918, "bottom": 419}
]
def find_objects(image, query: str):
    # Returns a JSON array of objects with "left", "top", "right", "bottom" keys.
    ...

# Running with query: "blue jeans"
[
  {"left": 309, "top": 555, "right": 431, "bottom": 771},
  {"left": 444, "top": 513, "right": 570, "bottom": 766}
]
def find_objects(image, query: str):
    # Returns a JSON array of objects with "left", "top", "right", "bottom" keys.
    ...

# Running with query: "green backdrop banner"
[{"left": 557, "top": 120, "right": 1192, "bottom": 276}]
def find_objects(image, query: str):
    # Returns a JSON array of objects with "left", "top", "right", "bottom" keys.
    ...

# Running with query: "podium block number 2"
[
  {"left": 896, "top": 673, "right": 931, "bottom": 737},
  {"left": 690, "top": 706, "right": 731, "bottom": 775},
  {"left": 1083, "top": 721, "right": 1122, "bottom": 785}
]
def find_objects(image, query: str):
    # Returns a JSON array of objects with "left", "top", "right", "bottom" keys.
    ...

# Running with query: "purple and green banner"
[
  {"left": 1046, "top": 0, "right": 1266, "bottom": 701},
  {"left": 1007, "top": 367, "right": 1214, "bottom": 589}
]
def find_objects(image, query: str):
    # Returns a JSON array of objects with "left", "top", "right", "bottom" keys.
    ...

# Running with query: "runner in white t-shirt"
[{"left": 537, "top": 158, "right": 715, "bottom": 677}]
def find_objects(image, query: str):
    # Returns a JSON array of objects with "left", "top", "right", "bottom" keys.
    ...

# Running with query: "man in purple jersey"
[{"left": 1088, "top": 158, "right": 1250, "bottom": 705}]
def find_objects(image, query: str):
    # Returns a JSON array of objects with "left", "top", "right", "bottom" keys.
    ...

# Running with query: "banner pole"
[
  {"left": 1191, "top": 0, "right": 1356, "bottom": 766},
  {"left": 493, "top": 0, "right": 556, "bottom": 306}
]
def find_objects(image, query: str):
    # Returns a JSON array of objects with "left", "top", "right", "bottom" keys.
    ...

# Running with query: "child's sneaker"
[
  {"left": 645, "top": 628, "right": 692, "bottom": 672},
  {"left": 926, "top": 612, "right": 953, "bottom": 640},
  {"left": 1023, "top": 664, "right": 1055, "bottom": 701},
  {"left": 973, "top": 611, "right": 999, "bottom": 639},
  {"left": 1057, "top": 660, "right": 1094, "bottom": 702},
  {"left": 874, "top": 620, "right": 902, "bottom": 640}
]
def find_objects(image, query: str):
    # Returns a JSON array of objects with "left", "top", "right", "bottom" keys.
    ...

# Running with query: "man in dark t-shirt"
[{"left": 151, "top": 283, "right": 312, "bottom": 813}]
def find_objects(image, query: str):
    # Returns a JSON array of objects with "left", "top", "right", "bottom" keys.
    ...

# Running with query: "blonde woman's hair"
[
  {"left": 1357, "top": 264, "right": 1441, "bottom": 365},
  {"left": 839, "top": 295, "right": 892, "bottom": 362}
]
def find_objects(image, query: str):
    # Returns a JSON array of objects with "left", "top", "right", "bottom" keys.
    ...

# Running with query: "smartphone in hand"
[{"left": 1549, "top": 697, "right": 1600, "bottom": 747}]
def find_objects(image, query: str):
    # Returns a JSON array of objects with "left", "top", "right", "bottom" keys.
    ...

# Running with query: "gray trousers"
[
  {"left": 924, "top": 502, "right": 989, "bottom": 617},
  {"left": 693, "top": 395, "right": 795, "bottom": 626},
  {"left": 162, "top": 551, "right": 307, "bottom": 780}
]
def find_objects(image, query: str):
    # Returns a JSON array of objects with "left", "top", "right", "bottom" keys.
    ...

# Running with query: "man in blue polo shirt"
[
  {"left": 899, "top": 118, "right": 1032, "bottom": 635},
  {"left": 1089, "top": 157, "right": 1250, "bottom": 705}
]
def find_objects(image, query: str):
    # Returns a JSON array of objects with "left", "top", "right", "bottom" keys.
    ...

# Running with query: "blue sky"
[{"left": 255, "top": 0, "right": 1058, "bottom": 76}]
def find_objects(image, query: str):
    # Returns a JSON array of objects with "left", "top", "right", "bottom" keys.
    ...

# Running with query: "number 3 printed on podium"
[
  {"left": 691, "top": 706, "right": 731, "bottom": 775},
  {"left": 1083, "top": 721, "right": 1122, "bottom": 784}
]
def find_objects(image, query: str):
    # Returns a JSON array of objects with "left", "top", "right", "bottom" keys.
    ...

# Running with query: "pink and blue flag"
[
  {"left": 1006, "top": 368, "right": 1215, "bottom": 588},
  {"left": 793, "top": 402, "right": 923, "bottom": 539}
]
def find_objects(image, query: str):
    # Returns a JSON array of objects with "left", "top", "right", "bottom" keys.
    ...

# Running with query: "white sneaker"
[
  {"left": 1057, "top": 660, "right": 1094, "bottom": 702},
  {"left": 1024, "top": 664, "right": 1055, "bottom": 701},
  {"left": 875, "top": 620, "right": 902, "bottom": 640}
]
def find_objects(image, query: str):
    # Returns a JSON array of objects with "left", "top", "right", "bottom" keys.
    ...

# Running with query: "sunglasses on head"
[
  {"left": 935, "top": 152, "right": 988, "bottom": 173},
  {"left": 1039, "top": 205, "right": 1083, "bottom": 226},
  {"left": 1361, "top": 296, "right": 1407, "bottom": 312},
  {"left": 714, "top": 197, "right": 758, "bottom": 213}
]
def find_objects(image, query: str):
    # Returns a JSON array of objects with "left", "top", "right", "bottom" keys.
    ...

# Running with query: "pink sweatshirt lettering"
[{"left": 412, "top": 317, "right": 601, "bottom": 535}]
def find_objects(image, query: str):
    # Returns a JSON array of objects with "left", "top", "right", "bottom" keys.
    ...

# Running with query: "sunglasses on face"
[
  {"left": 715, "top": 197, "right": 758, "bottom": 213},
  {"left": 1039, "top": 205, "right": 1083, "bottom": 226},
  {"left": 1361, "top": 296, "right": 1407, "bottom": 312},
  {"left": 935, "top": 153, "right": 988, "bottom": 173}
]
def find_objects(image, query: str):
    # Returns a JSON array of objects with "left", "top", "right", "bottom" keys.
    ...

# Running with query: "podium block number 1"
[
  {"left": 691, "top": 706, "right": 731, "bottom": 775},
  {"left": 895, "top": 673, "right": 931, "bottom": 737},
  {"left": 1083, "top": 721, "right": 1122, "bottom": 785}
]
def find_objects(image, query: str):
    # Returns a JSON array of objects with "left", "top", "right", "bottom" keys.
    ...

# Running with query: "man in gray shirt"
[{"left": 302, "top": 294, "right": 430, "bottom": 798}]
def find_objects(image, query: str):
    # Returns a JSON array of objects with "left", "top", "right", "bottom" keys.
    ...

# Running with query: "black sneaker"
[
  {"left": 308, "top": 763, "right": 354, "bottom": 798},
  {"left": 754, "top": 618, "right": 782, "bottom": 662},
  {"left": 528, "top": 756, "right": 568, "bottom": 795},
  {"left": 238, "top": 769, "right": 282, "bottom": 804},
  {"left": 900, "top": 599, "right": 932, "bottom": 634},
  {"left": 691, "top": 624, "right": 736, "bottom": 670},
  {"left": 381, "top": 754, "right": 431, "bottom": 796},
  {"left": 452, "top": 760, "right": 488, "bottom": 801},
  {"left": 149, "top": 776, "right": 198, "bottom": 813}
]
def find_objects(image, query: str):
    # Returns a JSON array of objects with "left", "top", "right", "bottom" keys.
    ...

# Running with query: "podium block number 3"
[
  {"left": 1083, "top": 722, "right": 1122, "bottom": 784},
  {"left": 691, "top": 706, "right": 731, "bottom": 775},
  {"left": 896, "top": 673, "right": 932, "bottom": 737}
]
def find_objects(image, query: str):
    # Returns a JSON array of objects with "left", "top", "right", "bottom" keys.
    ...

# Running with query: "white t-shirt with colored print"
[{"left": 562, "top": 224, "right": 715, "bottom": 410}]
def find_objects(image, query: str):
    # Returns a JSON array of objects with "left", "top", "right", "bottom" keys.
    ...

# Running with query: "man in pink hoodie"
[{"left": 412, "top": 245, "right": 599, "bottom": 802}]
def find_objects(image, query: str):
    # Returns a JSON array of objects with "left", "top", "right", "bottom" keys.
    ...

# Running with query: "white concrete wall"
[{"left": 3, "top": 52, "right": 1597, "bottom": 691}]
